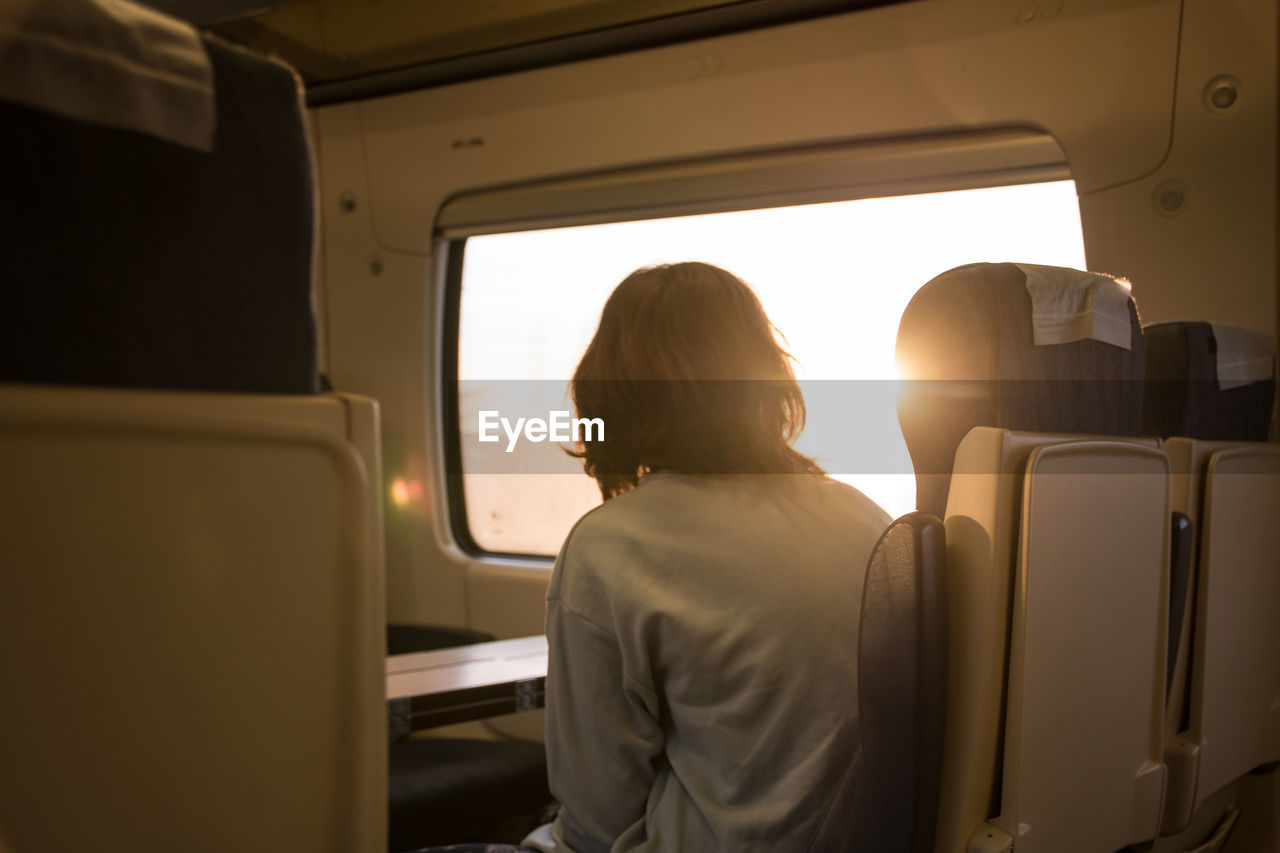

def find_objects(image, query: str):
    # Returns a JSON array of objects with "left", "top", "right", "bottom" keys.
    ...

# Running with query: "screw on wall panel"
[
  {"left": 1205, "top": 76, "right": 1240, "bottom": 112},
  {"left": 1154, "top": 180, "right": 1188, "bottom": 216},
  {"left": 339, "top": 190, "right": 357, "bottom": 213},
  {"left": 369, "top": 255, "right": 383, "bottom": 276}
]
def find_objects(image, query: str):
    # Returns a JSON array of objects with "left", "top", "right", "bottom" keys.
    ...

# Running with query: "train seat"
[
  {"left": 808, "top": 512, "right": 948, "bottom": 853},
  {"left": 0, "top": 0, "right": 318, "bottom": 396},
  {"left": 1138, "top": 321, "right": 1279, "bottom": 843},
  {"left": 385, "top": 623, "right": 552, "bottom": 851},
  {"left": 896, "top": 262, "right": 1171, "bottom": 852},
  {"left": 0, "top": 385, "right": 387, "bottom": 853},
  {"left": 0, "top": 2, "right": 386, "bottom": 850},
  {"left": 1142, "top": 321, "right": 1276, "bottom": 441},
  {"left": 895, "top": 261, "right": 1145, "bottom": 519},
  {"left": 1157, "top": 438, "right": 1280, "bottom": 842},
  {"left": 0, "top": 1, "right": 549, "bottom": 849},
  {"left": 944, "top": 428, "right": 1170, "bottom": 853},
  {"left": 389, "top": 737, "right": 551, "bottom": 850}
]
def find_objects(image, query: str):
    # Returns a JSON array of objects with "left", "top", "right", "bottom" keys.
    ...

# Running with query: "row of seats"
[
  {"left": 895, "top": 263, "right": 1276, "bottom": 520},
  {"left": 853, "top": 262, "right": 1278, "bottom": 853}
]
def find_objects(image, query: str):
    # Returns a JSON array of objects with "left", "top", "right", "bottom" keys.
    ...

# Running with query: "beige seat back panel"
[
  {"left": 936, "top": 427, "right": 1159, "bottom": 853},
  {"left": 0, "top": 386, "right": 386, "bottom": 853},
  {"left": 1193, "top": 444, "right": 1280, "bottom": 810},
  {"left": 996, "top": 442, "right": 1169, "bottom": 851}
]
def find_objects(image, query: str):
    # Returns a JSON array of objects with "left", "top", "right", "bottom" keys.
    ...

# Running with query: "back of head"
[{"left": 571, "top": 262, "right": 821, "bottom": 498}]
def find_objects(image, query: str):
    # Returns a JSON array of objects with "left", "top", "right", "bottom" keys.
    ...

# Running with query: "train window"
[{"left": 452, "top": 179, "right": 1085, "bottom": 557}]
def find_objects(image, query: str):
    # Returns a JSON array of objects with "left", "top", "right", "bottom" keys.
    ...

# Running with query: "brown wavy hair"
[{"left": 570, "top": 262, "right": 824, "bottom": 499}]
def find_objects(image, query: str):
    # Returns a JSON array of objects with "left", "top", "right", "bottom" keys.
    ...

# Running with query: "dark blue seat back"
[
  {"left": 0, "top": 35, "right": 318, "bottom": 394},
  {"left": 809, "top": 512, "right": 946, "bottom": 853},
  {"left": 1143, "top": 321, "right": 1274, "bottom": 441}
]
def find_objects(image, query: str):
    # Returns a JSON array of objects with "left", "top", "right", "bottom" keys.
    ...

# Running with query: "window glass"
[{"left": 457, "top": 180, "right": 1086, "bottom": 556}]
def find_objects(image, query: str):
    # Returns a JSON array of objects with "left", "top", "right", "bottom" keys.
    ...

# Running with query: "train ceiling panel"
[{"left": 137, "top": 0, "right": 918, "bottom": 99}]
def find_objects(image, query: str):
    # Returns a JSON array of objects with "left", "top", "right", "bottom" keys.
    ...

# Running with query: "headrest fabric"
[
  {"left": 896, "top": 262, "right": 1145, "bottom": 516},
  {"left": 1143, "top": 321, "right": 1275, "bottom": 441},
  {"left": 1015, "top": 262, "right": 1133, "bottom": 350},
  {"left": 0, "top": 0, "right": 214, "bottom": 151},
  {"left": 1209, "top": 323, "right": 1276, "bottom": 390},
  {"left": 0, "top": 12, "right": 319, "bottom": 395}
]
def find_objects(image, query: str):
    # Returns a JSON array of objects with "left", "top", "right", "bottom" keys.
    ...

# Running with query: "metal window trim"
[{"left": 436, "top": 127, "right": 1072, "bottom": 239}]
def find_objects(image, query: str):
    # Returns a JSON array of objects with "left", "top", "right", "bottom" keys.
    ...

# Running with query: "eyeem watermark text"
[{"left": 478, "top": 410, "right": 604, "bottom": 452}]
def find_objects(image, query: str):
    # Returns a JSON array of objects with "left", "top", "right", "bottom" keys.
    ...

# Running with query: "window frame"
[{"left": 440, "top": 128, "right": 1073, "bottom": 557}]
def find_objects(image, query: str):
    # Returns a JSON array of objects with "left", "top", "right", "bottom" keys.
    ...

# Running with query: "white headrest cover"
[
  {"left": 1210, "top": 323, "right": 1276, "bottom": 390},
  {"left": 1016, "top": 263, "right": 1134, "bottom": 351},
  {"left": 0, "top": 0, "right": 214, "bottom": 151}
]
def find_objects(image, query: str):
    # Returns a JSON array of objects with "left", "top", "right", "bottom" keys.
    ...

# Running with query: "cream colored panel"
[
  {"left": 0, "top": 383, "right": 346, "bottom": 431},
  {"left": 1162, "top": 440, "right": 1280, "bottom": 830},
  {"left": 0, "top": 385, "right": 385, "bottom": 853},
  {"left": 939, "top": 429, "right": 1033, "bottom": 853},
  {"left": 316, "top": 103, "right": 468, "bottom": 628},
  {"left": 1080, "top": 0, "right": 1278, "bottom": 332},
  {"left": 996, "top": 441, "right": 1169, "bottom": 851},
  {"left": 340, "top": 393, "right": 389, "bottom": 598},
  {"left": 357, "top": 1, "right": 1179, "bottom": 254},
  {"left": 937, "top": 427, "right": 1159, "bottom": 853},
  {"left": 1193, "top": 445, "right": 1280, "bottom": 809}
]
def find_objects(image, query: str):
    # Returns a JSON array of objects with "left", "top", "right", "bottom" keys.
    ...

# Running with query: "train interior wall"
[{"left": 310, "top": 0, "right": 1278, "bottom": 656}]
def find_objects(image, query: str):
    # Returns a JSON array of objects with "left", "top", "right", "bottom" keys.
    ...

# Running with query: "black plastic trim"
[
  {"left": 440, "top": 239, "right": 478, "bottom": 555},
  {"left": 1167, "top": 511, "right": 1194, "bottom": 716},
  {"left": 441, "top": 238, "right": 560, "bottom": 562}
]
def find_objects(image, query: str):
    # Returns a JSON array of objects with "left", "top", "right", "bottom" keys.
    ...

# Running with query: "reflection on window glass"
[{"left": 458, "top": 180, "right": 1086, "bottom": 555}]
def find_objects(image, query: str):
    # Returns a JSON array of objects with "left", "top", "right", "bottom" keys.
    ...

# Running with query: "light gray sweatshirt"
[{"left": 526, "top": 472, "right": 890, "bottom": 853}]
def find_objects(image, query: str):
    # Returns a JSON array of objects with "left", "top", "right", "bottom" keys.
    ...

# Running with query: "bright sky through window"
[{"left": 458, "top": 180, "right": 1087, "bottom": 555}]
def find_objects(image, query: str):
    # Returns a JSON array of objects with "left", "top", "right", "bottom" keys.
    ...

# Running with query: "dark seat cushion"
[
  {"left": 1142, "top": 321, "right": 1274, "bottom": 440},
  {"left": 388, "top": 738, "right": 550, "bottom": 851},
  {"left": 0, "top": 36, "right": 318, "bottom": 394},
  {"left": 810, "top": 512, "right": 947, "bottom": 853}
]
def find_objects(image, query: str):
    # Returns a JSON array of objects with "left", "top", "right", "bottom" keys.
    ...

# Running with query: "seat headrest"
[
  {"left": 0, "top": 0, "right": 214, "bottom": 151},
  {"left": 895, "top": 262, "right": 1145, "bottom": 517},
  {"left": 0, "top": 0, "right": 319, "bottom": 395},
  {"left": 1143, "top": 321, "right": 1275, "bottom": 441}
]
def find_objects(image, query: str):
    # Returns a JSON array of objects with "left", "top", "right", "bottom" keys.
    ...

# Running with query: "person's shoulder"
[
  {"left": 563, "top": 474, "right": 680, "bottom": 540},
  {"left": 549, "top": 478, "right": 684, "bottom": 606},
  {"left": 556, "top": 477, "right": 664, "bottom": 558}
]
